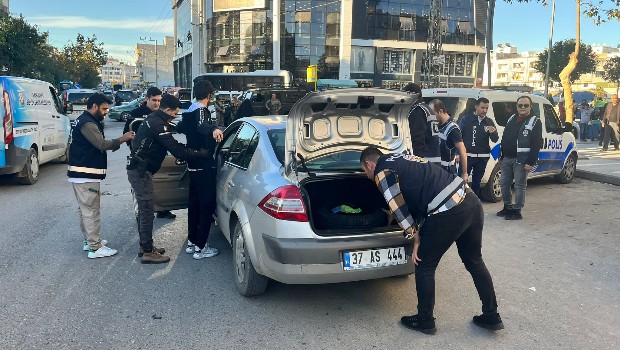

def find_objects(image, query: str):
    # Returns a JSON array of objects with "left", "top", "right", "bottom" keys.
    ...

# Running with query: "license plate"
[{"left": 343, "top": 246, "right": 407, "bottom": 271}]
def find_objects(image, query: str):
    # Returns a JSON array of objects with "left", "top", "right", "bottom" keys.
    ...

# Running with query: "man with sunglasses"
[{"left": 497, "top": 96, "right": 542, "bottom": 220}]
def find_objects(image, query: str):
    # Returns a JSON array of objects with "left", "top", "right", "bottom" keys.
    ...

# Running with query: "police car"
[{"left": 423, "top": 88, "right": 578, "bottom": 202}]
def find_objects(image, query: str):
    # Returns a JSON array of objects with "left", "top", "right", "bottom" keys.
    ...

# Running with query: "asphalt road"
[{"left": 0, "top": 119, "right": 618, "bottom": 350}]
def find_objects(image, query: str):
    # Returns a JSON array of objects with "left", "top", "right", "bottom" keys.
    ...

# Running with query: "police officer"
[
  {"left": 458, "top": 97, "right": 499, "bottom": 197},
  {"left": 497, "top": 96, "right": 543, "bottom": 221},
  {"left": 403, "top": 83, "right": 440, "bottom": 164},
  {"left": 428, "top": 99, "right": 468, "bottom": 179},
  {"left": 176, "top": 80, "right": 223, "bottom": 259},
  {"left": 360, "top": 146, "right": 502, "bottom": 335},
  {"left": 127, "top": 94, "right": 209, "bottom": 264}
]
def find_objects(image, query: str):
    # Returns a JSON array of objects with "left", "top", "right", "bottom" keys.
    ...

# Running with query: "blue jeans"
[
  {"left": 500, "top": 157, "right": 528, "bottom": 211},
  {"left": 579, "top": 123, "right": 588, "bottom": 141}
]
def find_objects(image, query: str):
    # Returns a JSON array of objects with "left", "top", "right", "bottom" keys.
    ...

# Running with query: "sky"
[{"left": 8, "top": 0, "right": 620, "bottom": 64}]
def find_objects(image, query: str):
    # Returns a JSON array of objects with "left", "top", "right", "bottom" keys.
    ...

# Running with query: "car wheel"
[
  {"left": 232, "top": 221, "right": 268, "bottom": 297},
  {"left": 120, "top": 112, "right": 130, "bottom": 122},
  {"left": 18, "top": 148, "right": 39, "bottom": 185},
  {"left": 480, "top": 163, "right": 502, "bottom": 203},
  {"left": 556, "top": 154, "right": 577, "bottom": 184}
]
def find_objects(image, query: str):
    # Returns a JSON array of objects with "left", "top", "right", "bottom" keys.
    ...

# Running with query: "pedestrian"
[
  {"left": 127, "top": 94, "right": 210, "bottom": 264},
  {"left": 230, "top": 95, "right": 241, "bottom": 118},
  {"left": 214, "top": 96, "right": 226, "bottom": 127},
  {"left": 402, "top": 83, "right": 441, "bottom": 165},
  {"left": 458, "top": 97, "right": 499, "bottom": 197},
  {"left": 68, "top": 93, "right": 135, "bottom": 259},
  {"left": 428, "top": 99, "right": 468, "bottom": 180},
  {"left": 578, "top": 102, "right": 593, "bottom": 142},
  {"left": 236, "top": 94, "right": 254, "bottom": 120},
  {"left": 360, "top": 147, "right": 502, "bottom": 335},
  {"left": 558, "top": 97, "right": 566, "bottom": 125},
  {"left": 176, "top": 80, "right": 223, "bottom": 259},
  {"left": 497, "top": 96, "right": 543, "bottom": 220},
  {"left": 265, "top": 93, "right": 282, "bottom": 114},
  {"left": 601, "top": 94, "right": 620, "bottom": 151}
]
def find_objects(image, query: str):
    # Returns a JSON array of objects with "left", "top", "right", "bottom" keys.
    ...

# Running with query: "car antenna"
[{"left": 296, "top": 153, "right": 316, "bottom": 177}]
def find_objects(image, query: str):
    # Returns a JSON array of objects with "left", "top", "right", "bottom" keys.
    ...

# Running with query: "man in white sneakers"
[{"left": 68, "top": 93, "right": 134, "bottom": 258}]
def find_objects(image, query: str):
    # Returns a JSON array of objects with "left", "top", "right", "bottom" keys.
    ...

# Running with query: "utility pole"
[
  {"left": 140, "top": 37, "right": 159, "bottom": 87},
  {"left": 486, "top": 0, "right": 496, "bottom": 88},
  {"left": 544, "top": 0, "right": 556, "bottom": 97},
  {"left": 423, "top": 0, "right": 444, "bottom": 88}
]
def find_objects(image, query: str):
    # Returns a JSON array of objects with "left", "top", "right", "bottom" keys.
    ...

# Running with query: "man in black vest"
[
  {"left": 127, "top": 94, "right": 210, "bottom": 264},
  {"left": 360, "top": 146, "right": 502, "bottom": 335},
  {"left": 498, "top": 96, "right": 543, "bottom": 220},
  {"left": 68, "top": 93, "right": 134, "bottom": 259},
  {"left": 403, "top": 83, "right": 441, "bottom": 165},
  {"left": 176, "top": 80, "right": 223, "bottom": 259},
  {"left": 458, "top": 97, "right": 499, "bottom": 197}
]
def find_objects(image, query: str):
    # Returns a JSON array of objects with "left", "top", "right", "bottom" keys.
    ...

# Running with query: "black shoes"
[
  {"left": 505, "top": 210, "right": 523, "bottom": 220},
  {"left": 496, "top": 206, "right": 512, "bottom": 217},
  {"left": 156, "top": 211, "right": 176, "bottom": 219},
  {"left": 400, "top": 315, "right": 437, "bottom": 335},
  {"left": 473, "top": 313, "right": 504, "bottom": 331}
]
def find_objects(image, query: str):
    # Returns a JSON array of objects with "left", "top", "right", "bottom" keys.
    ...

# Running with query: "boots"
[{"left": 141, "top": 250, "right": 170, "bottom": 264}]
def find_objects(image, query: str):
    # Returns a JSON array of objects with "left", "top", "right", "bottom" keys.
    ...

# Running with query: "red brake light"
[{"left": 258, "top": 185, "right": 309, "bottom": 222}]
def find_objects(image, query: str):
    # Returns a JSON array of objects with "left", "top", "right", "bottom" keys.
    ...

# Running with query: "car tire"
[
  {"left": 480, "top": 163, "right": 502, "bottom": 203},
  {"left": 556, "top": 154, "right": 577, "bottom": 184},
  {"left": 316, "top": 202, "right": 386, "bottom": 230},
  {"left": 232, "top": 221, "right": 268, "bottom": 297},
  {"left": 120, "top": 112, "right": 130, "bottom": 122},
  {"left": 18, "top": 148, "right": 39, "bottom": 185}
]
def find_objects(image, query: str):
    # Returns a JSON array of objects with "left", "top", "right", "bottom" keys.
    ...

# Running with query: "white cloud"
[{"left": 30, "top": 16, "right": 173, "bottom": 34}]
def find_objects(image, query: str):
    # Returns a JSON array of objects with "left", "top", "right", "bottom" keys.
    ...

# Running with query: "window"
[
  {"left": 543, "top": 103, "right": 561, "bottom": 133},
  {"left": 268, "top": 129, "right": 286, "bottom": 164},
  {"left": 49, "top": 87, "right": 62, "bottom": 113},
  {"left": 491, "top": 102, "right": 541, "bottom": 126},
  {"left": 227, "top": 123, "right": 258, "bottom": 169}
]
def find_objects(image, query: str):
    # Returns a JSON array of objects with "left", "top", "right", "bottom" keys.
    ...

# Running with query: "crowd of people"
[{"left": 558, "top": 94, "right": 620, "bottom": 151}]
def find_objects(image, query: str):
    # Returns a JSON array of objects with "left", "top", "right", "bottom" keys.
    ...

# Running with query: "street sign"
[{"left": 307, "top": 65, "right": 317, "bottom": 83}]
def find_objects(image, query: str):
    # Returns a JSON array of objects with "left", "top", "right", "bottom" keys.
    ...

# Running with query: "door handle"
[{"left": 227, "top": 180, "right": 235, "bottom": 188}]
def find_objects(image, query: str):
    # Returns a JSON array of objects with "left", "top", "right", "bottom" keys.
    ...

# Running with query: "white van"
[
  {"left": 423, "top": 88, "right": 578, "bottom": 202},
  {"left": 61, "top": 88, "right": 98, "bottom": 121},
  {"left": 0, "top": 76, "right": 71, "bottom": 184}
]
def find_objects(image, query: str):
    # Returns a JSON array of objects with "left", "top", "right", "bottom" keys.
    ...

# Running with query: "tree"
[
  {"left": 60, "top": 34, "right": 107, "bottom": 88},
  {"left": 0, "top": 15, "right": 52, "bottom": 81},
  {"left": 532, "top": 40, "right": 596, "bottom": 83},
  {"left": 603, "top": 56, "right": 620, "bottom": 92},
  {"left": 503, "top": 0, "right": 620, "bottom": 123}
]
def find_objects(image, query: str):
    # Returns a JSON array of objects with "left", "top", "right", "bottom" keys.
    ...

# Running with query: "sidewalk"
[{"left": 575, "top": 140, "right": 620, "bottom": 186}]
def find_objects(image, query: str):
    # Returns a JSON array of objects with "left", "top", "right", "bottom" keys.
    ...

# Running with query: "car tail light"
[{"left": 258, "top": 185, "right": 309, "bottom": 222}]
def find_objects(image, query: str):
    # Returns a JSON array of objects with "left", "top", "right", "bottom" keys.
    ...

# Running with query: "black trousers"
[
  {"left": 127, "top": 169, "right": 155, "bottom": 251},
  {"left": 415, "top": 192, "right": 498, "bottom": 319},
  {"left": 466, "top": 157, "right": 489, "bottom": 197},
  {"left": 602, "top": 122, "right": 619, "bottom": 150},
  {"left": 187, "top": 168, "right": 217, "bottom": 250}
]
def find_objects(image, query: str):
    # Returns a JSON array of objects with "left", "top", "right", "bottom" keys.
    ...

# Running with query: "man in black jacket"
[
  {"left": 498, "top": 96, "right": 543, "bottom": 220},
  {"left": 403, "top": 83, "right": 440, "bottom": 164},
  {"left": 458, "top": 98, "right": 499, "bottom": 197},
  {"left": 176, "top": 80, "right": 223, "bottom": 259},
  {"left": 127, "top": 94, "right": 209, "bottom": 264}
]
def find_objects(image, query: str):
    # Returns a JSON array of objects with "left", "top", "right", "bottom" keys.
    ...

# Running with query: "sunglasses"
[{"left": 517, "top": 104, "right": 530, "bottom": 108}]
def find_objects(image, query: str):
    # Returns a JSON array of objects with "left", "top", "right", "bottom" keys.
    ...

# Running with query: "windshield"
[
  {"left": 68, "top": 92, "right": 95, "bottom": 105},
  {"left": 117, "top": 91, "right": 137, "bottom": 101},
  {"left": 304, "top": 151, "right": 362, "bottom": 171}
]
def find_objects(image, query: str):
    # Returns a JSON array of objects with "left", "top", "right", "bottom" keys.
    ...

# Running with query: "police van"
[
  {"left": 423, "top": 88, "right": 578, "bottom": 202},
  {"left": 0, "top": 76, "right": 71, "bottom": 184}
]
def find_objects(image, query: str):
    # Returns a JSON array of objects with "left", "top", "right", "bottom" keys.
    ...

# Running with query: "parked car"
[
  {"left": 114, "top": 90, "right": 138, "bottom": 106},
  {"left": 61, "top": 88, "right": 98, "bottom": 121},
  {"left": 1, "top": 76, "right": 70, "bottom": 184},
  {"left": 108, "top": 98, "right": 143, "bottom": 122},
  {"left": 423, "top": 88, "right": 578, "bottom": 202},
  {"left": 153, "top": 89, "right": 417, "bottom": 296}
]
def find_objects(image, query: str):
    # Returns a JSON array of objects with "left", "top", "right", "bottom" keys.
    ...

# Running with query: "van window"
[
  {"left": 543, "top": 103, "right": 561, "bottom": 133},
  {"left": 423, "top": 97, "right": 476, "bottom": 122},
  {"left": 491, "top": 102, "right": 541, "bottom": 126},
  {"left": 68, "top": 92, "right": 95, "bottom": 105}
]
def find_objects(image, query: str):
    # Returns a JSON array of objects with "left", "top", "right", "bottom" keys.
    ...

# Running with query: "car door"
[
  {"left": 538, "top": 103, "right": 568, "bottom": 173},
  {"left": 47, "top": 86, "right": 69, "bottom": 159},
  {"left": 215, "top": 123, "right": 258, "bottom": 236},
  {"left": 152, "top": 133, "right": 190, "bottom": 211}
]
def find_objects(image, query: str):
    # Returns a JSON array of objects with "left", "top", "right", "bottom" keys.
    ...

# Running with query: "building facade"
[
  {"left": 1, "top": 0, "right": 9, "bottom": 17},
  {"left": 135, "top": 36, "right": 176, "bottom": 88},
  {"left": 100, "top": 59, "right": 137, "bottom": 88},
  {"left": 173, "top": 0, "right": 490, "bottom": 88}
]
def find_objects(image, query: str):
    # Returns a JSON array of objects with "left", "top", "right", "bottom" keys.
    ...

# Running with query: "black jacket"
[
  {"left": 500, "top": 114, "right": 543, "bottom": 166},
  {"left": 124, "top": 103, "right": 152, "bottom": 134},
  {"left": 458, "top": 114, "right": 499, "bottom": 156},
  {"left": 131, "top": 110, "right": 194, "bottom": 174},
  {"left": 176, "top": 106, "right": 217, "bottom": 170},
  {"left": 407, "top": 101, "right": 440, "bottom": 163},
  {"left": 67, "top": 112, "right": 108, "bottom": 180}
]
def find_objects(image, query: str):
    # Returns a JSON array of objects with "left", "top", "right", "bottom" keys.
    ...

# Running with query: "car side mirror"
[{"left": 64, "top": 103, "right": 73, "bottom": 113}]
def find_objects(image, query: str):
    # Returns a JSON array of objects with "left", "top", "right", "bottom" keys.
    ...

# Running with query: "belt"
[{"left": 430, "top": 185, "right": 467, "bottom": 215}]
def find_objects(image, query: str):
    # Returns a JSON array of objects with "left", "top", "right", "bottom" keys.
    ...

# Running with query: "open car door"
[{"left": 152, "top": 156, "right": 189, "bottom": 211}]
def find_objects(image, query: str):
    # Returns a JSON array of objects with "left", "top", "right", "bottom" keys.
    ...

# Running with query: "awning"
[{"left": 317, "top": 79, "right": 359, "bottom": 89}]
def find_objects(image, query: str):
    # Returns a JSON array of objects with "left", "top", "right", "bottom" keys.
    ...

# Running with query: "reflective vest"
[
  {"left": 67, "top": 112, "right": 107, "bottom": 180},
  {"left": 410, "top": 102, "right": 441, "bottom": 164},
  {"left": 508, "top": 114, "right": 540, "bottom": 164}
]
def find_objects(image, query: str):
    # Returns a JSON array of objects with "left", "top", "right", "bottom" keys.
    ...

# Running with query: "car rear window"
[
  {"left": 68, "top": 92, "right": 95, "bottom": 105},
  {"left": 305, "top": 151, "right": 362, "bottom": 171}
]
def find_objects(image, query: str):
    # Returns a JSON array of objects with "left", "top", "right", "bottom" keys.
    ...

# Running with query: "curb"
[{"left": 576, "top": 169, "right": 620, "bottom": 186}]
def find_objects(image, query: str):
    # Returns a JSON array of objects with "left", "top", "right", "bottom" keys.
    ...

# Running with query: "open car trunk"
[{"left": 301, "top": 175, "right": 399, "bottom": 236}]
